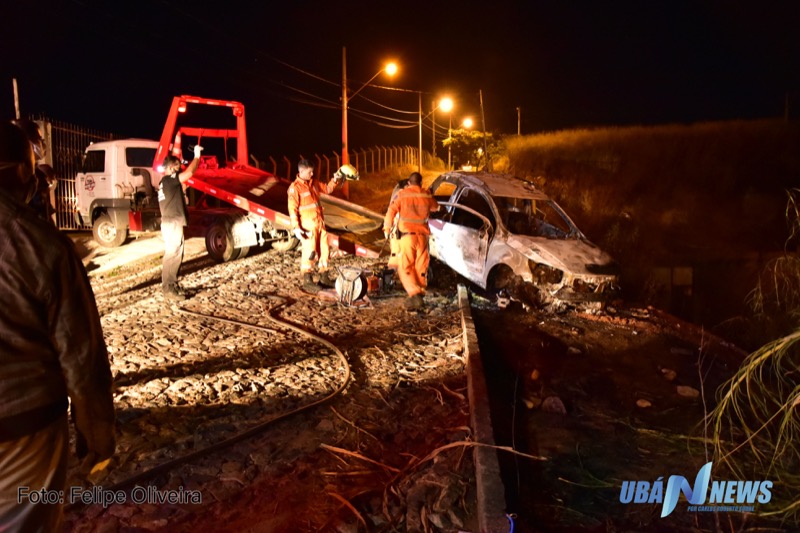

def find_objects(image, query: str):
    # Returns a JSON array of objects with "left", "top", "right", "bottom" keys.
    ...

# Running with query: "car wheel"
[
  {"left": 488, "top": 265, "right": 543, "bottom": 309},
  {"left": 93, "top": 214, "right": 127, "bottom": 248},
  {"left": 487, "top": 265, "right": 516, "bottom": 291},
  {"left": 205, "top": 219, "right": 239, "bottom": 262}
]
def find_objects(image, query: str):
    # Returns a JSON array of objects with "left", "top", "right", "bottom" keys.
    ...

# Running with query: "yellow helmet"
[{"left": 335, "top": 164, "right": 360, "bottom": 181}]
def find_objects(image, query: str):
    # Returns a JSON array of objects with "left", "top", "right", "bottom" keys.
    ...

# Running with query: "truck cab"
[{"left": 75, "top": 139, "right": 161, "bottom": 247}]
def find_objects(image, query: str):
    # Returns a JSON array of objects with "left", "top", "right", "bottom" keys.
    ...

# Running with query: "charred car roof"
[{"left": 436, "top": 171, "right": 549, "bottom": 200}]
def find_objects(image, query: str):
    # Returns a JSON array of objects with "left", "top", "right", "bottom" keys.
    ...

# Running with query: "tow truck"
[{"left": 76, "top": 95, "right": 387, "bottom": 262}]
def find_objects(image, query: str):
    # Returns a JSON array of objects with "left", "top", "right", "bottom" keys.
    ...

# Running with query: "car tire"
[
  {"left": 93, "top": 214, "right": 128, "bottom": 248},
  {"left": 205, "top": 219, "right": 239, "bottom": 262}
]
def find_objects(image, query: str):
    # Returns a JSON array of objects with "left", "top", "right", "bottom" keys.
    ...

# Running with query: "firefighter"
[
  {"left": 383, "top": 172, "right": 440, "bottom": 309},
  {"left": 287, "top": 160, "right": 353, "bottom": 290}
]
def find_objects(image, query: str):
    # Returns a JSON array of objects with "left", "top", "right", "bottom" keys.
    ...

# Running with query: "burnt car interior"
[{"left": 494, "top": 196, "right": 574, "bottom": 239}]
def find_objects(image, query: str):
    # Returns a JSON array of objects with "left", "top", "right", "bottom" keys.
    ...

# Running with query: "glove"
[
  {"left": 293, "top": 227, "right": 307, "bottom": 240},
  {"left": 193, "top": 145, "right": 204, "bottom": 159}
]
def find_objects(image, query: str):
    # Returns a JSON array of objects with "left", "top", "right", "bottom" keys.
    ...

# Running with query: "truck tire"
[
  {"left": 270, "top": 230, "right": 299, "bottom": 252},
  {"left": 205, "top": 220, "right": 239, "bottom": 262},
  {"left": 93, "top": 214, "right": 128, "bottom": 248}
]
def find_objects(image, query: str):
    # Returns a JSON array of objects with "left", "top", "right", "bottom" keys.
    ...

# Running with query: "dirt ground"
[{"left": 66, "top": 232, "right": 477, "bottom": 533}]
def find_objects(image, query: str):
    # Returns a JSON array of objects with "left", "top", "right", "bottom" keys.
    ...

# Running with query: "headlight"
[{"left": 529, "top": 261, "right": 563, "bottom": 284}]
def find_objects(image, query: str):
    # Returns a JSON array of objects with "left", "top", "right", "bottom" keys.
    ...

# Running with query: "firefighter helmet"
[{"left": 335, "top": 164, "right": 359, "bottom": 181}]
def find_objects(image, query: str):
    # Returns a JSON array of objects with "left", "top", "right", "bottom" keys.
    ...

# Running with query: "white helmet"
[{"left": 334, "top": 164, "right": 359, "bottom": 181}]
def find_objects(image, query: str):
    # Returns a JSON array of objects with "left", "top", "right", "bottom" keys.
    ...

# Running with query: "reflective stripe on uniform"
[{"left": 399, "top": 216, "right": 428, "bottom": 224}]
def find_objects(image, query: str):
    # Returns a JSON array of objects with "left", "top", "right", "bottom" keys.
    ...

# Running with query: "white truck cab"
[{"left": 75, "top": 139, "right": 161, "bottom": 247}]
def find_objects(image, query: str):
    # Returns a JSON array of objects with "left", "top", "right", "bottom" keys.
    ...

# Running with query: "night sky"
[{"left": 4, "top": 0, "right": 799, "bottom": 160}]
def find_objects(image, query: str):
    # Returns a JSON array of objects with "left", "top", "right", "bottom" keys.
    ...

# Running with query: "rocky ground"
[
  {"left": 63, "top": 234, "right": 476, "bottom": 532},
  {"left": 61, "top": 228, "right": 789, "bottom": 533}
]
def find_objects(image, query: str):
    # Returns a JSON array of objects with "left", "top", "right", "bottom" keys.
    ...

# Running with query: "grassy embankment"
[{"left": 498, "top": 119, "right": 800, "bottom": 336}]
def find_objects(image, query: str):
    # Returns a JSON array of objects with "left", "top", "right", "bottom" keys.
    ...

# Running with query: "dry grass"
[{"left": 500, "top": 119, "right": 800, "bottom": 312}]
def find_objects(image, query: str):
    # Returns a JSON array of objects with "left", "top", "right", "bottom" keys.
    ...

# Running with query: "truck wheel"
[
  {"left": 93, "top": 214, "right": 128, "bottom": 248},
  {"left": 271, "top": 231, "right": 299, "bottom": 252},
  {"left": 205, "top": 220, "right": 239, "bottom": 262}
]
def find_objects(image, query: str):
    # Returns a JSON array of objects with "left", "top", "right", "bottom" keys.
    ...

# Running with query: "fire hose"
[{"left": 67, "top": 294, "right": 351, "bottom": 508}]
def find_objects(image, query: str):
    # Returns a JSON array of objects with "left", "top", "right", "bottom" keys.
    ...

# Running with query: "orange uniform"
[
  {"left": 383, "top": 185, "right": 439, "bottom": 297},
  {"left": 287, "top": 177, "right": 339, "bottom": 273}
]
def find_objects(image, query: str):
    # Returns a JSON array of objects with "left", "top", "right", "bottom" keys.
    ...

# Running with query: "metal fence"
[
  {"left": 263, "top": 145, "right": 422, "bottom": 180},
  {"left": 32, "top": 115, "right": 425, "bottom": 231},
  {"left": 33, "top": 115, "right": 114, "bottom": 230}
]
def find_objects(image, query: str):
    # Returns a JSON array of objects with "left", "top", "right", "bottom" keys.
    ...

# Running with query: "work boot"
[
  {"left": 163, "top": 287, "right": 186, "bottom": 302},
  {"left": 403, "top": 294, "right": 424, "bottom": 310},
  {"left": 302, "top": 272, "right": 320, "bottom": 292}
]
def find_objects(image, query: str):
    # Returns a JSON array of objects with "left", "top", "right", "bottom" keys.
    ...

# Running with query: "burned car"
[{"left": 426, "top": 172, "right": 619, "bottom": 309}]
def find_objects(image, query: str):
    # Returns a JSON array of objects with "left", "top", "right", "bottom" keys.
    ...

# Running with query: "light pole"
[
  {"left": 416, "top": 96, "right": 453, "bottom": 172},
  {"left": 341, "top": 47, "right": 397, "bottom": 167},
  {"left": 434, "top": 97, "right": 452, "bottom": 164},
  {"left": 447, "top": 114, "right": 452, "bottom": 170},
  {"left": 418, "top": 93, "right": 423, "bottom": 172}
]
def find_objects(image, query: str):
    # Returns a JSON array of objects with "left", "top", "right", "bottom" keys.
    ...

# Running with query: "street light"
[
  {"left": 462, "top": 117, "right": 473, "bottom": 129},
  {"left": 341, "top": 47, "right": 397, "bottom": 168}
]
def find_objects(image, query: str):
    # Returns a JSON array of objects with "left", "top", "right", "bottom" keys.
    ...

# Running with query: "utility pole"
[
  {"left": 431, "top": 100, "right": 436, "bottom": 158},
  {"left": 480, "top": 89, "right": 489, "bottom": 171},
  {"left": 447, "top": 114, "right": 452, "bottom": 171},
  {"left": 516, "top": 106, "right": 521, "bottom": 135},
  {"left": 418, "top": 93, "right": 423, "bottom": 172},
  {"left": 13, "top": 78, "right": 20, "bottom": 119},
  {"left": 341, "top": 47, "right": 349, "bottom": 165}
]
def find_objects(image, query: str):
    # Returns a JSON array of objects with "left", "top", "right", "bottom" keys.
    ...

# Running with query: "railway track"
[{"left": 64, "top": 245, "right": 470, "bottom": 531}]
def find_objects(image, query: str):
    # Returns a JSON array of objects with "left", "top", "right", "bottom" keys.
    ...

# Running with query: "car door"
[
  {"left": 427, "top": 178, "right": 458, "bottom": 259},
  {"left": 432, "top": 188, "right": 494, "bottom": 285}
]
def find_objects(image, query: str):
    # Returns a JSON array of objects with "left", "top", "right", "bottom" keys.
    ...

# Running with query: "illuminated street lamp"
[
  {"left": 341, "top": 47, "right": 397, "bottom": 167},
  {"left": 462, "top": 117, "right": 473, "bottom": 129}
]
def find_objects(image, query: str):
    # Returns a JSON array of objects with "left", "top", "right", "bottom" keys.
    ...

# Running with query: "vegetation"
[
  {"left": 442, "top": 128, "right": 503, "bottom": 170},
  {"left": 496, "top": 119, "right": 800, "bottom": 339},
  {"left": 709, "top": 192, "right": 800, "bottom": 522}
]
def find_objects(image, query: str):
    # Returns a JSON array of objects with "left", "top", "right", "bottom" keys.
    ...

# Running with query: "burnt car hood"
[{"left": 505, "top": 234, "right": 617, "bottom": 278}]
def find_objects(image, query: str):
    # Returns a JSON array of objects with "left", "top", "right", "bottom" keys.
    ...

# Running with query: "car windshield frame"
[{"left": 492, "top": 194, "right": 580, "bottom": 240}]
